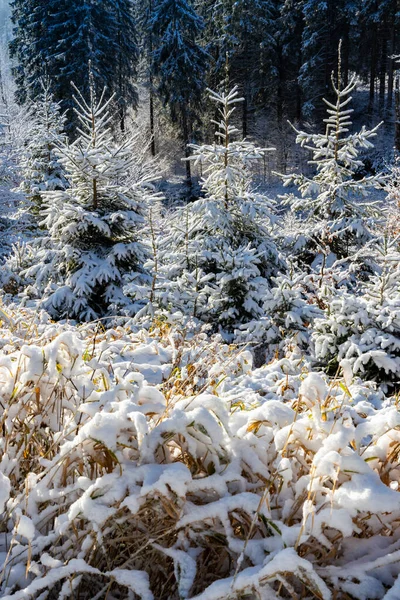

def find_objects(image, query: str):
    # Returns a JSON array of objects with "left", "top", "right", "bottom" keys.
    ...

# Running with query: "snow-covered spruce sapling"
[
  {"left": 386, "top": 154, "right": 400, "bottom": 233},
  {"left": 235, "top": 271, "right": 323, "bottom": 363},
  {"left": 23, "top": 79, "right": 155, "bottom": 321},
  {"left": 278, "top": 42, "right": 385, "bottom": 271},
  {"left": 314, "top": 230, "right": 400, "bottom": 387},
  {"left": 156, "top": 86, "right": 283, "bottom": 328},
  {"left": 16, "top": 82, "right": 67, "bottom": 220}
]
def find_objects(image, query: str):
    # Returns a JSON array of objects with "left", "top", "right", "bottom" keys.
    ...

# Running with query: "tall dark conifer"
[
  {"left": 10, "top": 0, "right": 139, "bottom": 134},
  {"left": 299, "top": 0, "right": 356, "bottom": 121},
  {"left": 49, "top": 0, "right": 115, "bottom": 128},
  {"left": 150, "top": 0, "right": 208, "bottom": 186},
  {"left": 10, "top": 0, "right": 52, "bottom": 103},
  {"left": 110, "top": 0, "right": 139, "bottom": 132}
]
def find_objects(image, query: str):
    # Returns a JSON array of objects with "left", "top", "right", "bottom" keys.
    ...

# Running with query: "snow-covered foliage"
[
  {"left": 16, "top": 82, "right": 66, "bottom": 218},
  {"left": 279, "top": 43, "right": 385, "bottom": 272},
  {"left": 1, "top": 304, "right": 400, "bottom": 599},
  {"left": 314, "top": 231, "right": 400, "bottom": 387},
  {"left": 1, "top": 23, "right": 400, "bottom": 600},
  {"left": 0, "top": 37, "right": 33, "bottom": 184},
  {"left": 386, "top": 154, "right": 400, "bottom": 233},
  {"left": 20, "top": 80, "right": 160, "bottom": 321},
  {"left": 236, "top": 272, "right": 323, "bottom": 363},
  {"left": 151, "top": 87, "right": 283, "bottom": 329}
]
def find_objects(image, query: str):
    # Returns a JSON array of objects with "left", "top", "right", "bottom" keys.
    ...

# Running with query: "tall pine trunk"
[
  {"left": 149, "top": 77, "right": 156, "bottom": 156},
  {"left": 182, "top": 105, "right": 192, "bottom": 191},
  {"left": 242, "top": 91, "right": 248, "bottom": 139},
  {"left": 379, "top": 25, "right": 387, "bottom": 115},
  {"left": 369, "top": 25, "right": 378, "bottom": 112},
  {"left": 395, "top": 76, "right": 400, "bottom": 152},
  {"left": 276, "top": 44, "right": 286, "bottom": 172},
  {"left": 387, "top": 16, "right": 396, "bottom": 110},
  {"left": 148, "top": 0, "right": 156, "bottom": 156}
]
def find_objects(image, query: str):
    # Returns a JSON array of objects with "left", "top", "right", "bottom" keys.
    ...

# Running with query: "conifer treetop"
[
  {"left": 187, "top": 86, "right": 274, "bottom": 206},
  {"left": 282, "top": 41, "right": 385, "bottom": 218}
]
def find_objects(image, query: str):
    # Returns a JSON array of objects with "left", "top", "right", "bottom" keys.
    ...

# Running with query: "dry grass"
[{"left": 0, "top": 305, "right": 400, "bottom": 599}]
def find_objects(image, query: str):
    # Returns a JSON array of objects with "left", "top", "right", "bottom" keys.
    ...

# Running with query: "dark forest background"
[{"left": 6, "top": 0, "right": 400, "bottom": 178}]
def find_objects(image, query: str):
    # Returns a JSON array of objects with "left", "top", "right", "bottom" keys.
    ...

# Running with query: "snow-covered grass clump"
[{"left": 1, "top": 305, "right": 400, "bottom": 599}]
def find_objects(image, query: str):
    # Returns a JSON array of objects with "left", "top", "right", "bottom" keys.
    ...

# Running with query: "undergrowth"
[{"left": 0, "top": 305, "right": 400, "bottom": 600}]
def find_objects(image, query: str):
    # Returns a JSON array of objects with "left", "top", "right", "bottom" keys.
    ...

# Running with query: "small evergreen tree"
[
  {"left": 17, "top": 82, "right": 66, "bottom": 218},
  {"left": 279, "top": 43, "right": 385, "bottom": 271},
  {"left": 24, "top": 79, "right": 154, "bottom": 321},
  {"left": 235, "top": 270, "right": 323, "bottom": 366},
  {"left": 386, "top": 155, "right": 400, "bottom": 232},
  {"left": 0, "top": 34, "right": 33, "bottom": 184},
  {"left": 155, "top": 87, "right": 282, "bottom": 329},
  {"left": 313, "top": 231, "right": 400, "bottom": 388}
]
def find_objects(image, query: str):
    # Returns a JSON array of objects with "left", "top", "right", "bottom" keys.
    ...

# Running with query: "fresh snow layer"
[{"left": 0, "top": 305, "right": 400, "bottom": 599}]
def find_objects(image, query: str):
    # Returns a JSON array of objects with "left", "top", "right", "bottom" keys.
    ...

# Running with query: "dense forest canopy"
[{"left": 5, "top": 0, "right": 400, "bottom": 162}]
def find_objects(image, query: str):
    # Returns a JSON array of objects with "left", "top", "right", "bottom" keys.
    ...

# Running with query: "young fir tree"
[
  {"left": 24, "top": 79, "right": 152, "bottom": 322},
  {"left": 313, "top": 229, "right": 400, "bottom": 388},
  {"left": 235, "top": 271, "right": 323, "bottom": 364},
  {"left": 279, "top": 42, "right": 385, "bottom": 272},
  {"left": 150, "top": 0, "right": 208, "bottom": 185},
  {"left": 17, "top": 82, "right": 66, "bottom": 219},
  {"left": 154, "top": 87, "right": 282, "bottom": 329},
  {"left": 386, "top": 155, "right": 400, "bottom": 231}
]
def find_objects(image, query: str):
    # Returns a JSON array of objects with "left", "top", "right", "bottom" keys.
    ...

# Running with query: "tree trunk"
[
  {"left": 387, "top": 14, "right": 396, "bottom": 110},
  {"left": 276, "top": 44, "right": 286, "bottom": 172},
  {"left": 395, "top": 76, "right": 400, "bottom": 152},
  {"left": 182, "top": 106, "right": 192, "bottom": 191},
  {"left": 149, "top": 79, "right": 156, "bottom": 156},
  {"left": 242, "top": 90, "right": 248, "bottom": 139},
  {"left": 369, "top": 25, "right": 378, "bottom": 112},
  {"left": 148, "top": 0, "right": 156, "bottom": 156},
  {"left": 295, "top": 12, "right": 303, "bottom": 122},
  {"left": 117, "top": 11, "right": 125, "bottom": 133},
  {"left": 379, "top": 26, "right": 387, "bottom": 115}
]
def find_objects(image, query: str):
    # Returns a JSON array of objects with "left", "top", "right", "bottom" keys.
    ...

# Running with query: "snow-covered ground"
[{"left": 0, "top": 304, "right": 400, "bottom": 599}]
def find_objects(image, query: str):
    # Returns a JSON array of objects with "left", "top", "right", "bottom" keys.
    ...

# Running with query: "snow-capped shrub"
[
  {"left": 235, "top": 272, "right": 323, "bottom": 364},
  {"left": 154, "top": 86, "right": 283, "bottom": 329}
]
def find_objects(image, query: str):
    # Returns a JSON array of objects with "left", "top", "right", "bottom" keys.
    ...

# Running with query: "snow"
[
  {"left": 14, "top": 513, "right": 35, "bottom": 541},
  {"left": 0, "top": 304, "right": 399, "bottom": 598},
  {"left": 0, "top": 43, "right": 399, "bottom": 599},
  {"left": 0, "top": 472, "right": 10, "bottom": 513}
]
